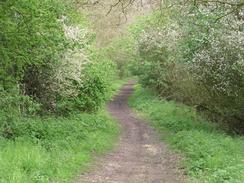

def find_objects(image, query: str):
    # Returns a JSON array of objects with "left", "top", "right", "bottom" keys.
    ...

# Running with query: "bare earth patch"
[{"left": 77, "top": 82, "right": 185, "bottom": 183}]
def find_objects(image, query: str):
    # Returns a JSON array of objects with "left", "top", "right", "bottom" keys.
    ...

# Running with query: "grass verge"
[
  {"left": 0, "top": 110, "right": 118, "bottom": 183},
  {"left": 0, "top": 80, "right": 126, "bottom": 183},
  {"left": 129, "top": 84, "right": 244, "bottom": 183}
]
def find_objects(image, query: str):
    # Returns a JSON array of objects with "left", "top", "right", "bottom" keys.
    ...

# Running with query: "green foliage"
[
  {"left": 0, "top": 0, "right": 94, "bottom": 113},
  {"left": 0, "top": 0, "right": 119, "bottom": 115},
  {"left": 101, "top": 35, "right": 134, "bottom": 79},
  {"left": 0, "top": 110, "right": 118, "bottom": 183},
  {"left": 0, "top": 1, "right": 123, "bottom": 182},
  {"left": 1, "top": 0, "right": 67, "bottom": 88},
  {"left": 0, "top": 72, "right": 123, "bottom": 182},
  {"left": 129, "top": 85, "right": 244, "bottom": 183},
  {"left": 74, "top": 57, "right": 117, "bottom": 112},
  {"left": 128, "top": 1, "right": 244, "bottom": 131},
  {"left": 0, "top": 86, "right": 40, "bottom": 115}
]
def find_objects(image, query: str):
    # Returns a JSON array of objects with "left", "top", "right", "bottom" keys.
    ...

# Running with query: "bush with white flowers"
[{"left": 130, "top": 1, "right": 244, "bottom": 130}]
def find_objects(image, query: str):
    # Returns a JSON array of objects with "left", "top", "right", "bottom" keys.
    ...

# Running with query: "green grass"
[
  {"left": 0, "top": 110, "right": 118, "bottom": 183},
  {"left": 0, "top": 79, "right": 126, "bottom": 183},
  {"left": 129, "top": 85, "right": 244, "bottom": 183}
]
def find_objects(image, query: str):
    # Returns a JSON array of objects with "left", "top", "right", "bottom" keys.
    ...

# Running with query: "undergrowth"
[
  {"left": 0, "top": 110, "right": 118, "bottom": 183},
  {"left": 129, "top": 85, "right": 244, "bottom": 183},
  {"left": 0, "top": 80, "right": 126, "bottom": 183}
]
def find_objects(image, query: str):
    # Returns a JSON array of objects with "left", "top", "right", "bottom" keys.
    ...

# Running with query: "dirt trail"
[{"left": 77, "top": 82, "right": 185, "bottom": 183}]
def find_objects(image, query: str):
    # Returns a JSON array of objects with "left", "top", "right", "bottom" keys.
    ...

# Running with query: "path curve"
[{"left": 77, "top": 82, "right": 185, "bottom": 183}]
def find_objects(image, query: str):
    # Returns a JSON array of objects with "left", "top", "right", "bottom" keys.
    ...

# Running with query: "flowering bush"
[
  {"left": 0, "top": 0, "right": 118, "bottom": 115},
  {"left": 130, "top": 1, "right": 244, "bottom": 132}
]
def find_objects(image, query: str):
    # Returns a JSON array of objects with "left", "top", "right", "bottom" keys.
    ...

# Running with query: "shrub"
[
  {"left": 129, "top": 1, "right": 244, "bottom": 132},
  {"left": 129, "top": 85, "right": 244, "bottom": 183},
  {"left": 75, "top": 55, "right": 117, "bottom": 111},
  {"left": 0, "top": 0, "right": 92, "bottom": 113}
]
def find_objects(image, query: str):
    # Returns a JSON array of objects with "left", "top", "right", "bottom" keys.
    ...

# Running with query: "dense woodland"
[{"left": 0, "top": 0, "right": 243, "bottom": 182}]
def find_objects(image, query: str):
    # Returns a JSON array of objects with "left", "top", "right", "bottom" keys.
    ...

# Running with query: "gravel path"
[{"left": 77, "top": 82, "right": 185, "bottom": 183}]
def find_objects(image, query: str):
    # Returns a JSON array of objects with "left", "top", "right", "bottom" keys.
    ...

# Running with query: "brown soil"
[{"left": 77, "top": 81, "right": 185, "bottom": 183}]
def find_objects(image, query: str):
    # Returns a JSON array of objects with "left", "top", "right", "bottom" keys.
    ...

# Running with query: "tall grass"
[
  {"left": 129, "top": 85, "right": 244, "bottom": 183},
  {"left": 0, "top": 110, "right": 118, "bottom": 183}
]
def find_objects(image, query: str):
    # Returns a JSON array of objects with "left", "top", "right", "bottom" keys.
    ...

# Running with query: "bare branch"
[
  {"left": 106, "top": 0, "right": 138, "bottom": 15},
  {"left": 107, "top": 0, "right": 122, "bottom": 15},
  {"left": 197, "top": 0, "right": 244, "bottom": 6},
  {"left": 215, "top": 6, "right": 242, "bottom": 22},
  {"left": 121, "top": 1, "right": 128, "bottom": 21}
]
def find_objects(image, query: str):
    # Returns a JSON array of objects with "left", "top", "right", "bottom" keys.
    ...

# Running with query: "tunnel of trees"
[{"left": 0, "top": 0, "right": 243, "bottom": 182}]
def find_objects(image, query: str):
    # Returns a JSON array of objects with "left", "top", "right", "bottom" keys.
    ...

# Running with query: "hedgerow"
[
  {"left": 0, "top": 1, "right": 121, "bottom": 181},
  {"left": 0, "top": 0, "right": 119, "bottom": 115},
  {"left": 129, "top": 85, "right": 244, "bottom": 183},
  {"left": 128, "top": 0, "right": 244, "bottom": 132}
]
